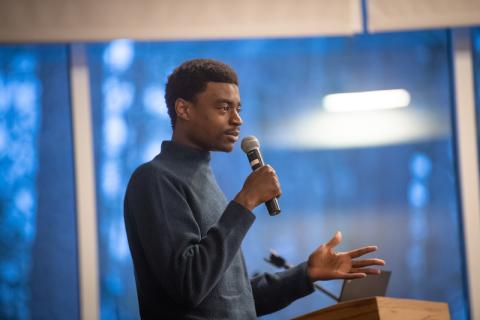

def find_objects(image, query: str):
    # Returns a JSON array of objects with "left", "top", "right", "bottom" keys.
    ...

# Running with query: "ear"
[{"left": 175, "top": 98, "right": 192, "bottom": 121}]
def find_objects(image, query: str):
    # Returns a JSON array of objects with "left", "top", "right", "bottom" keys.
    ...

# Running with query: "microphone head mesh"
[{"left": 241, "top": 136, "right": 260, "bottom": 153}]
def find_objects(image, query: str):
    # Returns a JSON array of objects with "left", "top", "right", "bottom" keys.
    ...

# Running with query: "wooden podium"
[{"left": 293, "top": 297, "right": 450, "bottom": 320}]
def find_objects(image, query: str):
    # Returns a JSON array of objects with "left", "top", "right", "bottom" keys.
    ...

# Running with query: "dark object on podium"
[
  {"left": 292, "top": 296, "right": 450, "bottom": 320},
  {"left": 339, "top": 271, "right": 391, "bottom": 302}
]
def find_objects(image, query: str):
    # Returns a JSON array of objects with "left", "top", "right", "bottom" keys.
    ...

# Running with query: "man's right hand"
[{"left": 233, "top": 165, "right": 282, "bottom": 212}]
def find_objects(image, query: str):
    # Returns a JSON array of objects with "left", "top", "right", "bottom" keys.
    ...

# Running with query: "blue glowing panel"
[
  {"left": 0, "top": 46, "right": 79, "bottom": 319},
  {"left": 90, "top": 32, "right": 468, "bottom": 319}
]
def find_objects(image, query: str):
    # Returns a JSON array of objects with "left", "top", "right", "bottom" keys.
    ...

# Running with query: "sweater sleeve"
[
  {"left": 124, "top": 166, "right": 255, "bottom": 308},
  {"left": 250, "top": 262, "right": 315, "bottom": 316}
]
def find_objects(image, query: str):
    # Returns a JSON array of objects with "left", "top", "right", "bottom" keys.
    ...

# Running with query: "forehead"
[{"left": 198, "top": 82, "right": 240, "bottom": 102}]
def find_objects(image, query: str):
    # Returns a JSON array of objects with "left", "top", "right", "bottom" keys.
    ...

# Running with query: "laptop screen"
[{"left": 339, "top": 271, "right": 391, "bottom": 302}]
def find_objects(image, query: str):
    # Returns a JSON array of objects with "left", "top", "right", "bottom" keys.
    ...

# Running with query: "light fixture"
[{"left": 323, "top": 89, "right": 411, "bottom": 113}]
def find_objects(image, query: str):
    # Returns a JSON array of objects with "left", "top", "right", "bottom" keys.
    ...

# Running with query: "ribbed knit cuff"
[{"left": 285, "top": 262, "right": 315, "bottom": 298}]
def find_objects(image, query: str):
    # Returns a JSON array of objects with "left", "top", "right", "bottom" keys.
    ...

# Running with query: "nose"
[{"left": 230, "top": 109, "right": 243, "bottom": 126}]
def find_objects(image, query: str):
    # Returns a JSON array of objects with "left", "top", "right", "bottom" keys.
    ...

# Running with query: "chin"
[
  {"left": 220, "top": 145, "right": 234, "bottom": 152},
  {"left": 216, "top": 142, "right": 235, "bottom": 153}
]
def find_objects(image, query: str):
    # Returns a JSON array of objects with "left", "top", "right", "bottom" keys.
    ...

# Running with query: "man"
[{"left": 124, "top": 59, "right": 384, "bottom": 319}]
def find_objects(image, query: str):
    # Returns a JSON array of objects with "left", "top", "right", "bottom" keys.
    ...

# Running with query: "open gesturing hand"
[{"left": 306, "top": 231, "right": 385, "bottom": 282}]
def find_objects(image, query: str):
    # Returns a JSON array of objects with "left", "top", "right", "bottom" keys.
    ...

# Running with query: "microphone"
[{"left": 241, "top": 136, "right": 281, "bottom": 216}]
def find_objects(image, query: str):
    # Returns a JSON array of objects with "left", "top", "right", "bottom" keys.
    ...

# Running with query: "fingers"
[
  {"left": 326, "top": 231, "right": 342, "bottom": 249},
  {"left": 350, "top": 268, "right": 382, "bottom": 275},
  {"left": 264, "top": 165, "right": 282, "bottom": 198},
  {"left": 273, "top": 177, "right": 282, "bottom": 198},
  {"left": 241, "top": 164, "right": 283, "bottom": 209},
  {"left": 255, "top": 164, "right": 276, "bottom": 177},
  {"left": 337, "top": 272, "right": 367, "bottom": 279},
  {"left": 352, "top": 258, "right": 385, "bottom": 268},
  {"left": 347, "top": 245, "right": 378, "bottom": 258}
]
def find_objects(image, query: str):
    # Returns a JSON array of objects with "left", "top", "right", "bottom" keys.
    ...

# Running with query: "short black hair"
[{"left": 165, "top": 58, "right": 239, "bottom": 127}]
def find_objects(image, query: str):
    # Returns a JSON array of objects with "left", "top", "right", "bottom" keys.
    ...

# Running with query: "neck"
[
  {"left": 159, "top": 140, "right": 211, "bottom": 164},
  {"left": 172, "top": 128, "right": 196, "bottom": 149}
]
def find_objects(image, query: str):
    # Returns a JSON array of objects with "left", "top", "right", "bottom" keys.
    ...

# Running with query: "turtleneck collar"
[{"left": 159, "top": 140, "right": 211, "bottom": 164}]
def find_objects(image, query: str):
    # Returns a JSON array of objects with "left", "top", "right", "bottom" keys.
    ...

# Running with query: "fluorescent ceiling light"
[{"left": 323, "top": 89, "right": 411, "bottom": 113}]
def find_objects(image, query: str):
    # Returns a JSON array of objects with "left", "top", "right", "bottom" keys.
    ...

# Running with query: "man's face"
[{"left": 184, "top": 82, "right": 242, "bottom": 152}]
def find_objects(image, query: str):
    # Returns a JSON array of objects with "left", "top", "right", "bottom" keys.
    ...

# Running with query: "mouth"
[{"left": 224, "top": 129, "right": 240, "bottom": 141}]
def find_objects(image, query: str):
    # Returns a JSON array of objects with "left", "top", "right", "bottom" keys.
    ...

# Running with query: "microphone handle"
[{"left": 246, "top": 148, "right": 281, "bottom": 216}]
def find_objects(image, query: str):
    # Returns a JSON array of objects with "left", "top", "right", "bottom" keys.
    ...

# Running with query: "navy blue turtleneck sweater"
[{"left": 124, "top": 141, "right": 314, "bottom": 319}]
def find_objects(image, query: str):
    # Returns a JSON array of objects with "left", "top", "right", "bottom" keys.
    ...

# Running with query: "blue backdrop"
[
  {"left": 88, "top": 31, "right": 468, "bottom": 319},
  {"left": 0, "top": 29, "right": 474, "bottom": 319},
  {"left": 0, "top": 45, "right": 79, "bottom": 320}
]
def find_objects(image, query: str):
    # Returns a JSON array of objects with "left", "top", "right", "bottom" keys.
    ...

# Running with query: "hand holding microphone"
[{"left": 233, "top": 136, "right": 281, "bottom": 215}]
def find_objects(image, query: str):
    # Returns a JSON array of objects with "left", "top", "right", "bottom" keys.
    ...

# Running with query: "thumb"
[{"left": 326, "top": 231, "right": 342, "bottom": 249}]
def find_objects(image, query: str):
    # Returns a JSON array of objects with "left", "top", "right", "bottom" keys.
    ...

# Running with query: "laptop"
[{"left": 339, "top": 270, "right": 391, "bottom": 302}]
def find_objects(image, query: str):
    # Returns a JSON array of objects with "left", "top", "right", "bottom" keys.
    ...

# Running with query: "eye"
[{"left": 218, "top": 103, "right": 230, "bottom": 112}]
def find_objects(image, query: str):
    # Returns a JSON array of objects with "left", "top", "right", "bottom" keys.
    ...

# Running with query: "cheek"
[
  {"left": 191, "top": 114, "right": 220, "bottom": 139},
  {"left": 200, "top": 113, "right": 225, "bottom": 130}
]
